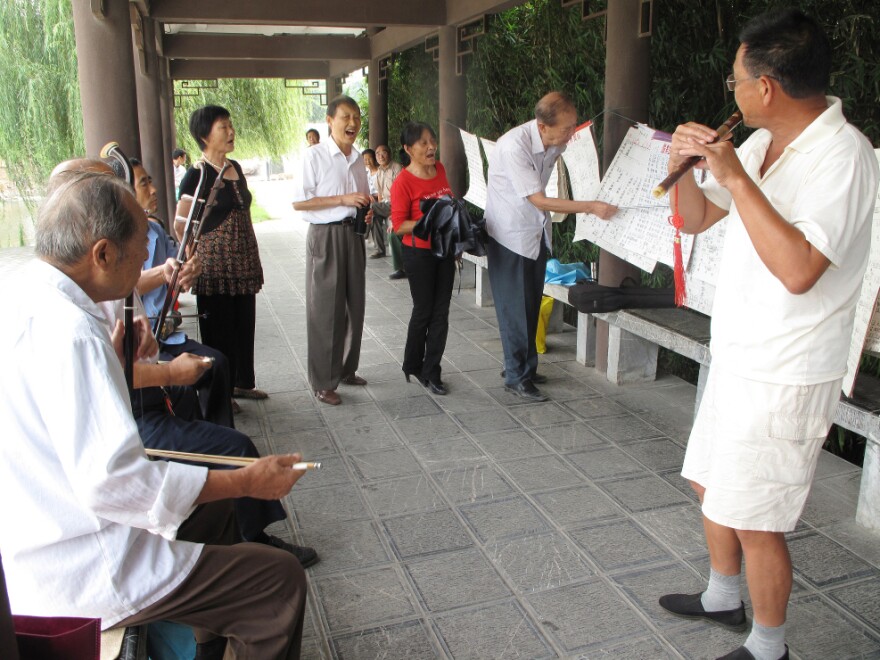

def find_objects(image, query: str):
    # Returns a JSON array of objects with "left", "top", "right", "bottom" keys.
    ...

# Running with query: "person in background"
[
  {"left": 177, "top": 105, "right": 269, "bottom": 404},
  {"left": 656, "top": 10, "right": 878, "bottom": 660},
  {"left": 172, "top": 148, "right": 187, "bottom": 190},
  {"left": 292, "top": 95, "right": 372, "bottom": 407},
  {"left": 362, "top": 148, "right": 384, "bottom": 258},
  {"left": 130, "top": 157, "right": 236, "bottom": 426},
  {"left": 485, "top": 91, "right": 616, "bottom": 402},
  {"left": 372, "top": 144, "right": 404, "bottom": 271},
  {"left": 306, "top": 128, "right": 320, "bottom": 147},
  {"left": 390, "top": 121, "right": 455, "bottom": 395}
]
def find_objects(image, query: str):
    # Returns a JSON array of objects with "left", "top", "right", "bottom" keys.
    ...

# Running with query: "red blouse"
[{"left": 389, "top": 162, "right": 452, "bottom": 250}]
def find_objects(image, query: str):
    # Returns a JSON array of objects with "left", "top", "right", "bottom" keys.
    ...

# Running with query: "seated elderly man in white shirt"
[{"left": 0, "top": 170, "right": 307, "bottom": 660}]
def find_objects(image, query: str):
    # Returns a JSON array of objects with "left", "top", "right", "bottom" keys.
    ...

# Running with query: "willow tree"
[
  {"left": 173, "top": 79, "right": 311, "bottom": 160},
  {"left": 0, "top": 0, "right": 82, "bottom": 201}
]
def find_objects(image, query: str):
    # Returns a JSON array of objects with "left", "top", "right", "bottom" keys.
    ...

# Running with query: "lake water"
[{"left": 0, "top": 199, "right": 35, "bottom": 248}]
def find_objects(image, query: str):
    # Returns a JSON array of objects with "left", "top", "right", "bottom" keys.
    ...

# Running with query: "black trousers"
[
  {"left": 161, "top": 337, "right": 233, "bottom": 428},
  {"left": 196, "top": 293, "right": 257, "bottom": 390},
  {"left": 136, "top": 412, "right": 286, "bottom": 541},
  {"left": 487, "top": 236, "right": 548, "bottom": 386},
  {"left": 401, "top": 245, "right": 456, "bottom": 381}
]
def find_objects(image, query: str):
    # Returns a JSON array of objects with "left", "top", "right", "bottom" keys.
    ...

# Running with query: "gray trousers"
[
  {"left": 305, "top": 222, "right": 366, "bottom": 391},
  {"left": 369, "top": 201, "right": 388, "bottom": 255}
]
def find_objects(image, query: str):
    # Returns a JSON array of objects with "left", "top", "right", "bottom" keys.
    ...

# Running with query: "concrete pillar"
[
  {"left": 134, "top": 17, "right": 170, "bottom": 222},
  {"left": 595, "top": 0, "right": 650, "bottom": 372},
  {"left": 369, "top": 56, "right": 389, "bottom": 149},
  {"left": 326, "top": 77, "right": 343, "bottom": 100},
  {"left": 437, "top": 27, "right": 467, "bottom": 198},
  {"left": 71, "top": 0, "right": 140, "bottom": 159},
  {"left": 158, "top": 57, "right": 177, "bottom": 223}
]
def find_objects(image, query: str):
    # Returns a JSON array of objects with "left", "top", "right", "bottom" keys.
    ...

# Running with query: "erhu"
[
  {"left": 153, "top": 160, "right": 229, "bottom": 341},
  {"left": 99, "top": 141, "right": 137, "bottom": 395}
]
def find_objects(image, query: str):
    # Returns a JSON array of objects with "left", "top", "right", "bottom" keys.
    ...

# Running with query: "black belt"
[{"left": 325, "top": 217, "right": 355, "bottom": 226}]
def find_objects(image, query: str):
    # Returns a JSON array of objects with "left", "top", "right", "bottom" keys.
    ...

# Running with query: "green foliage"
[
  {"left": 0, "top": 0, "right": 83, "bottom": 202},
  {"left": 388, "top": 47, "right": 439, "bottom": 158},
  {"left": 173, "top": 79, "right": 310, "bottom": 160}
]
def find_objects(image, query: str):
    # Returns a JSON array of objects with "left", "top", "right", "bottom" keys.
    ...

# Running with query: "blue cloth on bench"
[{"left": 544, "top": 258, "right": 590, "bottom": 285}]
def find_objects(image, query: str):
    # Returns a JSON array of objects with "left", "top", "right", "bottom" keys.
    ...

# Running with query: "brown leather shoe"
[
  {"left": 341, "top": 373, "right": 367, "bottom": 386},
  {"left": 315, "top": 389, "right": 341, "bottom": 405},
  {"left": 233, "top": 387, "right": 269, "bottom": 400}
]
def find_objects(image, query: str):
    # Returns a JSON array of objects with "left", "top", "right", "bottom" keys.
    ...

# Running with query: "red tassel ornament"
[{"left": 669, "top": 184, "right": 687, "bottom": 307}]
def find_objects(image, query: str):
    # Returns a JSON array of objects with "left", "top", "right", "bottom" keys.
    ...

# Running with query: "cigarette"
[
  {"left": 202, "top": 356, "right": 215, "bottom": 364},
  {"left": 293, "top": 462, "right": 322, "bottom": 470}
]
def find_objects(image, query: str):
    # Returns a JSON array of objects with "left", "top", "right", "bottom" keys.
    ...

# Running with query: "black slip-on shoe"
[
  {"left": 500, "top": 369, "right": 547, "bottom": 384},
  {"left": 256, "top": 533, "right": 320, "bottom": 568},
  {"left": 504, "top": 380, "right": 548, "bottom": 402},
  {"left": 389, "top": 270, "right": 407, "bottom": 280},
  {"left": 658, "top": 592, "right": 747, "bottom": 632},
  {"left": 716, "top": 644, "right": 788, "bottom": 660}
]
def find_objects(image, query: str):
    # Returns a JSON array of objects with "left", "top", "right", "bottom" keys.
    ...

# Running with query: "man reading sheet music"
[
  {"left": 0, "top": 171, "right": 307, "bottom": 659},
  {"left": 656, "top": 10, "right": 878, "bottom": 660},
  {"left": 485, "top": 91, "right": 616, "bottom": 402}
]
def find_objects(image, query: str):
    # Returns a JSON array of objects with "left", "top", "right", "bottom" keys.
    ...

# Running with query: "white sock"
[
  {"left": 700, "top": 567, "right": 741, "bottom": 612},
  {"left": 744, "top": 621, "right": 786, "bottom": 660}
]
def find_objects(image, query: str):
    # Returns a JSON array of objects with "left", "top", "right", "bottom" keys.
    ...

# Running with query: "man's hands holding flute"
[{"left": 670, "top": 121, "right": 746, "bottom": 191}]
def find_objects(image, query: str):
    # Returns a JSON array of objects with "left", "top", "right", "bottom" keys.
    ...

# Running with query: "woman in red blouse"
[{"left": 390, "top": 122, "right": 455, "bottom": 395}]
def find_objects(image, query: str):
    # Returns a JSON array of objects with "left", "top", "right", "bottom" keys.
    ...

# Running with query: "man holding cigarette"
[
  {"left": 657, "top": 10, "right": 878, "bottom": 659},
  {"left": 0, "top": 171, "right": 308, "bottom": 658}
]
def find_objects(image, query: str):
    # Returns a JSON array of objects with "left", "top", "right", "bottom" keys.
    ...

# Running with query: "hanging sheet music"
[
  {"left": 570, "top": 125, "right": 694, "bottom": 274},
  {"left": 563, "top": 122, "right": 603, "bottom": 238},
  {"left": 682, "top": 216, "right": 728, "bottom": 315},
  {"left": 460, "top": 128, "right": 488, "bottom": 209},
  {"left": 843, "top": 149, "right": 880, "bottom": 395}
]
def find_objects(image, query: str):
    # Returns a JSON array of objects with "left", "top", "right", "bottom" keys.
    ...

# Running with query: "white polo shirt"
[
  {"left": 703, "top": 97, "right": 879, "bottom": 385},
  {"left": 485, "top": 119, "right": 565, "bottom": 259},
  {"left": 294, "top": 137, "right": 370, "bottom": 224}
]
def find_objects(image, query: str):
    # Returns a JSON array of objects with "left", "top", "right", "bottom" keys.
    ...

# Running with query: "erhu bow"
[{"left": 153, "top": 160, "right": 229, "bottom": 340}]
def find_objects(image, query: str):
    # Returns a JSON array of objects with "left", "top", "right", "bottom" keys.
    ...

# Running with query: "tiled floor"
[
  {"left": 3, "top": 214, "right": 878, "bottom": 659},
  {"left": 227, "top": 220, "right": 880, "bottom": 660}
]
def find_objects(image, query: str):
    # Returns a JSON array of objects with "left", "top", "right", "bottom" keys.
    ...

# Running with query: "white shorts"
[{"left": 682, "top": 366, "right": 840, "bottom": 532}]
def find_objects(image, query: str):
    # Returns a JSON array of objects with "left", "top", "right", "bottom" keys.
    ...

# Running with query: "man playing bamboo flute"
[
  {"left": 656, "top": 9, "right": 878, "bottom": 660},
  {"left": 0, "top": 171, "right": 308, "bottom": 659}
]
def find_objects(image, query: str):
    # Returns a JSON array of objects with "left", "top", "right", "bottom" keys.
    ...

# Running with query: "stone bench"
[{"left": 572, "top": 303, "right": 880, "bottom": 532}]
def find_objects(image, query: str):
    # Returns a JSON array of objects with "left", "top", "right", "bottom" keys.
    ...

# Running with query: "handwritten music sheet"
[
  {"left": 569, "top": 125, "right": 695, "bottom": 273},
  {"left": 563, "top": 122, "right": 603, "bottom": 240},
  {"left": 479, "top": 137, "right": 496, "bottom": 165},
  {"left": 843, "top": 149, "right": 880, "bottom": 395},
  {"left": 683, "top": 216, "right": 727, "bottom": 314},
  {"left": 460, "top": 128, "right": 488, "bottom": 209}
]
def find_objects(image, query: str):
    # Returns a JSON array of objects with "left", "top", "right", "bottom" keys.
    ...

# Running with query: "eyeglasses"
[{"left": 726, "top": 73, "right": 778, "bottom": 92}]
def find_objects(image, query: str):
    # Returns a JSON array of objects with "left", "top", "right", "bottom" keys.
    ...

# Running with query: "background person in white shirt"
[
  {"left": 171, "top": 148, "right": 187, "bottom": 190},
  {"left": 293, "top": 95, "right": 372, "bottom": 406},
  {"left": 0, "top": 170, "right": 308, "bottom": 659},
  {"left": 657, "top": 10, "right": 879, "bottom": 660},
  {"left": 485, "top": 91, "right": 616, "bottom": 402},
  {"left": 372, "top": 144, "right": 405, "bottom": 270}
]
